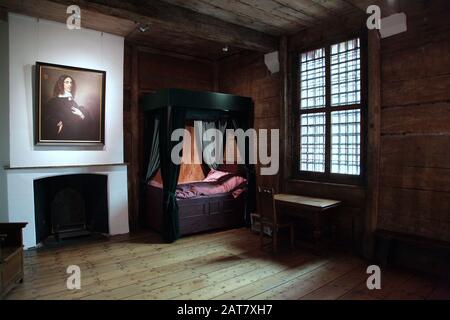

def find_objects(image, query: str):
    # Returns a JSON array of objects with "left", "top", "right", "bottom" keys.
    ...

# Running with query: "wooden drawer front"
[
  {"left": 179, "top": 202, "right": 207, "bottom": 218},
  {"left": 209, "top": 200, "right": 222, "bottom": 215},
  {"left": 2, "top": 249, "right": 23, "bottom": 288}
]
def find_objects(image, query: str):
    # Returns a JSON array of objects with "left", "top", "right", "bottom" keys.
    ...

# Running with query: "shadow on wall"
[{"left": 0, "top": 169, "right": 8, "bottom": 221}]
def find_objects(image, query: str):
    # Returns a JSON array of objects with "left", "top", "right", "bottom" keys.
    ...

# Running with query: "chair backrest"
[{"left": 257, "top": 186, "right": 277, "bottom": 223}]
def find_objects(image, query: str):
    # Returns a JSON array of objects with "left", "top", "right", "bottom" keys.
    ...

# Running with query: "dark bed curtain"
[
  {"left": 202, "top": 121, "right": 219, "bottom": 170},
  {"left": 145, "top": 115, "right": 161, "bottom": 182},
  {"left": 217, "top": 119, "right": 228, "bottom": 161},
  {"left": 159, "top": 106, "right": 186, "bottom": 243},
  {"left": 232, "top": 118, "right": 256, "bottom": 227},
  {"left": 195, "top": 119, "right": 228, "bottom": 173}
]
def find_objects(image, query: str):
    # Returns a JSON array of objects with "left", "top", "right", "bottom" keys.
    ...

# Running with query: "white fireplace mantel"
[{"left": 5, "top": 164, "right": 129, "bottom": 248}]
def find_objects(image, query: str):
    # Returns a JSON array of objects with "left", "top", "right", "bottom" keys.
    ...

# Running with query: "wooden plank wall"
[
  {"left": 124, "top": 44, "right": 215, "bottom": 230},
  {"left": 377, "top": 2, "right": 450, "bottom": 241},
  {"left": 122, "top": 0, "right": 449, "bottom": 246},
  {"left": 217, "top": 50, "right": 281, "bottom": 190}
]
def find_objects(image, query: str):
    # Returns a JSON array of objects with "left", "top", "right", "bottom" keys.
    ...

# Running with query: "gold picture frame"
[{"left": 35, "top": 62, "right": 106, "bottom": 145}]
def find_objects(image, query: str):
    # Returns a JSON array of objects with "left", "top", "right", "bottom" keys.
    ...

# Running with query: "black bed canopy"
[
  {"left": 141, "top": 88, "right": 253, "bottom": 112},
  {"left": 141, "top": 88, "right": 256, "bottom": 243}
]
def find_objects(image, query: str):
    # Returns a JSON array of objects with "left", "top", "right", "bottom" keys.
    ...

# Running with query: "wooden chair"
[{"left": 257, "top": 187, "right": 295, "bottom": 253}]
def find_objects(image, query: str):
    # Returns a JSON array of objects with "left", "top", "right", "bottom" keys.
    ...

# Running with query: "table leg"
[
  {"left": 313, "top": 212, "right": 323, "bottom": 253},
  {"left": 331, "top": 224, "right": 337, "bottom": 242}
]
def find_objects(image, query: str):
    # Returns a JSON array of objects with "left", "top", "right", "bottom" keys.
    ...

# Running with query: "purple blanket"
[
  {"left": 148, "top": 172, "right": 247, "bottom": 199},
  {"left": 176, "top": 175, "right": 246, "bottom": 199}
]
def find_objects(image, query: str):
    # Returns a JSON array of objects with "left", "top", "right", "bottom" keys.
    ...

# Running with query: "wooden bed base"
[{"left": 145, "top": 184, "right": 246, "bottom": 236}]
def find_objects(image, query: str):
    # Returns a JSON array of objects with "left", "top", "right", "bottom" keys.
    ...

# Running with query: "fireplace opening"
[
  {"left": 51, "top": 187, "right": 89, "bottom": 239},
  {"left": 34, "top": 174, "right": 109, "bottom": 245}
]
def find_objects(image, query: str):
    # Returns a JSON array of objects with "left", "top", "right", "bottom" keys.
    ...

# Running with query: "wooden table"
[{"left": 273, "top": 194, "right": 342, "bottom": 252}]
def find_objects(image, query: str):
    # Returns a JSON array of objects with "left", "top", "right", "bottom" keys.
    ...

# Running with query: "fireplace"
[{"left": 34, "top": 174, "right": 109, "bottom": 244}]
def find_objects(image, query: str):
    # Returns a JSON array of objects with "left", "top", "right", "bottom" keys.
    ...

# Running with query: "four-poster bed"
[{"left": 141, "top": 88, "right": 256, "bottom": 243}]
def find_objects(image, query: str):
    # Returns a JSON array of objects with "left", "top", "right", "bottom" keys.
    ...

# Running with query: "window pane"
[
  {"left": 300, "top": 113, "right": 325, "bottom": 172},
  {"left": 300, "top": 48, "right": 326, "bottom": 109},
  {"left": 331, "top": 38, "right": 361, "bottom": 106},
  {"left": 331, "top": 109, "right": 361, "bottom": 175}
]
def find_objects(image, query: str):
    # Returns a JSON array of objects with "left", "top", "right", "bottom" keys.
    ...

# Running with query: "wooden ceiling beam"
[
  {"left": 0, "top": 0, "right": 137, "bottom": 36},
  {"left": 0, "top": 0, "right": 278, "bottom": 52},
  {"left": 343, "top": 0, "right": 399, "bottom": 17}
]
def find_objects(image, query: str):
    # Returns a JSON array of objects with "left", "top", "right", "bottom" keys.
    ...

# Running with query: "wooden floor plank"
[
  {"left": 338, "top": 268, "right": 414, "bottom": 300},
  {"left": 249, "top": 256, "right": 362, "bottom": 300},
  {"left": 19, "top": 229, "right": 249, "bottom": 288},
  {"left": 212, "top": 254, "right": 331, "bottom": 300},
  {"left": 126, "top": 251, "right": 270, "bottom": 300},
  {"left": 300, "top": 265, "right": 368, "bottom": 300},
  {"left": 9, "top": 234, "right": 258, "bottom": 300},
  {"left": 169, "top": 252, "right": 308, "bottom": 300},
  {"left": 24, "top": 229, "right": 246, "bottom": 274},
  {"left": 80, "top": 243, "right": 263, "bottom": 300},
  {"left": 5, "top": 228, "right": 449, "bottom": 300}
]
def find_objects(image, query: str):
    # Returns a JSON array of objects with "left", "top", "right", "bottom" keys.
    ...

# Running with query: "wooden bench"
[
  {"left": 374, "top": 229, "right": 450, "bottom": 278},
  {"left": 273, "top": 194, "right": 341, "bottom": 252}
]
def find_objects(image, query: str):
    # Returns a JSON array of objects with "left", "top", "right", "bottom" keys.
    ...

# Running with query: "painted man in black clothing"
[{"left": 41, "top": 75, "right": 95, "bottom": 141}]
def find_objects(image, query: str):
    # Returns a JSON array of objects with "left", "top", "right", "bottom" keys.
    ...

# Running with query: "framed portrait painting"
[{"left": 35, "top": 62, "right": 106, "bottom": 145}]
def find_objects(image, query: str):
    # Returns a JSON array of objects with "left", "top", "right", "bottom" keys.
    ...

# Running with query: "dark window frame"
[{"left": 291, "top": 32, "right": 368, "bottom": 186}]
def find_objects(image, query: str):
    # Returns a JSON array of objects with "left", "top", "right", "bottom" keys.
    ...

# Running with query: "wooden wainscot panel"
[
  {"left": 123, "top": 44, "right": 132, "bottom": 88},
  {"left": 378, "top": 213, "right": 450, "bottom": 243},
  {"left": 379, "top": 187, "right": 450, "bottom": 224},
  {"left": 382, "top": 41, "right": 450, "bottom": 82},
  {"left": 219, "top": 51, "right": 265, "bottom": 84},
  {"left": 139, "top": 52, "right": 213, "bottom": 84},
  {"left": 251, "top": 76, "right": 281, "bottom": 101},
  {"left": 381, "top": 165, "right": 450, "bottom": 193},
  {"left": 381, "top": 135, "right": 450, "bottom": 168},
  {"left": 255, "top": 170, "right": 279, "bottom": 192},
  {"left": 254, "top": 96, "right": 280, "bottom": 119},
  {"left": 238, "top": 59, "right": 270, "bottom": 83},
  {"left": 382, "top": 74, "right": 450, "bottom": 107},
  {"left": 254, "top": 117, "right": 280, "bottom": 131},
  {"left": 381, "top": 102, "right": 450, "bottom": 135},
  {"left": 140, "top": 77, "right": 212, "bottom": 92},
  {"left": 380, "top": 3, "right": 450, "bottom": 55}
]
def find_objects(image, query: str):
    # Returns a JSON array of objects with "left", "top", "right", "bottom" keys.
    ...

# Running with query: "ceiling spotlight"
[
  {"left": 222, "top": 46, "right": 229, "bottom": 53},
  {"left": 138, "top": 24, "right": 149, "bottom": 33}
]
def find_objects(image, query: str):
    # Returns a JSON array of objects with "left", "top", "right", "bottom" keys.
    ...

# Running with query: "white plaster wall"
[
  {"left": 3, "top": 14, "right": 129, "bottom": 246},
  {"left": 8, "top": 13, "right": 124, "bottom": 167},
  {"left": 0, "top": 18, "right": 10, "bottom": 221},
  {"left": 6, "top": 165, "right": 129, "bottom": 248}
]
